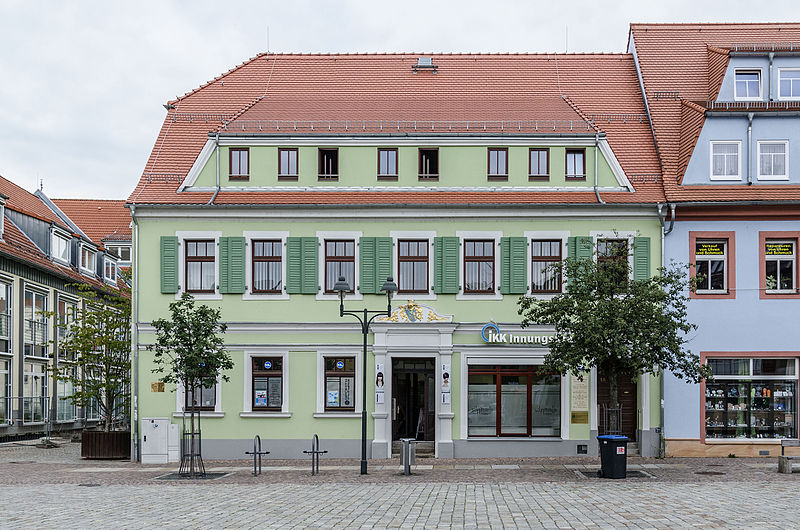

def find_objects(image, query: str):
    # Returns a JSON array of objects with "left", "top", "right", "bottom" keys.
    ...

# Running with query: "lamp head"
[
  {"left": 333, "top": 275, "right": 350, "bottom": 303},
  {"left": 380, "top": 276, "right": 398, "bottom": 303}
]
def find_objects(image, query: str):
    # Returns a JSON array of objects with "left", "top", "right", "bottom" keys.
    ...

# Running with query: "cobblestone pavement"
[{"left": 1, "top": 439, "right": 799, "bottom": 528}]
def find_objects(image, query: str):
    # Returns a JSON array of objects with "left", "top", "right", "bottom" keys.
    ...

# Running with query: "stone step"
[{"left": 391, "top": 440, "right": 435, "bottom": 458}]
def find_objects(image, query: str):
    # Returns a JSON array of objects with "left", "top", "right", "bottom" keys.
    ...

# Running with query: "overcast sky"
[{"left": 1, "top": 0, "right": 799, "bottom": 199}]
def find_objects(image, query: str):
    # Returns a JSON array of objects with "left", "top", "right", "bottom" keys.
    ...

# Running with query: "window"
[
  {"left": 710, "top": 142, "right": 741, "bottom": 180},
  {"left": 377, "top": 148, "right": 398, "bottom": 180},
  {"left": 252, "top": 240, "right": 282, "bottom": 293},
  {"left": 185, "top": 240, "right": 215, "bottom": 293},
  {"left": 0, "top": 358, "right": 9, "bottom": 423},
  {"left": 56, "top": 366, "right": 76, "bottom": 421},
  {"left": 0, "top": 281, "right": 11, "bottom": 354},
  {"left": 252, "top": 357, "right": 282, "bottom": 410},
  {"left": 80, "top": 247, "right": 96, "bottom": 272},
  {"left": 705, "top": 357, "right": 797, "bottom": 440},
  {"left": 487, "top": 148, "right": 508, "bottom": 180},
  {"left": 464, "top": 240, "right": 495, "bottom": 293},
  {"left": 23, "top": 361, "right": 46, "bottom": 423},
  {"left": 324, "top": 240, "right": 355, "bottom": 293},
  {"left": 324, "top": 357, "right": 355, "bottom": 411},
  {"left": 597, "top": 239, "right": 629, "bottom": 286},
  {"left": 529, "top": 148, "right": 549, "bottom": 180},
  {"left": 779, "top": 69, "right": 800, "bottom": 100},
  {"left": 565, "top": 149, "right": 586, "bottom": 180},
  {"left": 318, "top": 148, "right": 339, "bottom": 180},
  {"left": 104, "top": 259, "right": 117, "bottom": 283},
  {"left": 24, "top": 290, "right": 47, "bottom": 357},
  {"left": 765, "top": 240, "right": 795, "bottom": 293},
  {"left": 52, "top": 233, "right": 70, "bottom": 262},
  {"left": 229, "top": 148, "right": 249, "bottom": 179},
  {"left": 57, "top": 298, "right": 77, "bottom": 359},
  {"left": 758, "top": 141, "right": 788, "bottom": 180},
  {"left": 278, "top": 148, "right": 298, "bottom": 180},
  {"left": 418, "top": 148, "right": 439, "bottom": 180},
  {"left": 695, "top": 240, "right": 727, "bottom": 292},
  {"left": 106, "top": 245, "right": 131, "bottom": 262},
  {"left": 467, "top": 365, "right": 560, "bottom": 437},
  {"left": 734, "top": 70, "right": 761, "bottom": 100},
  {"left": 185, "top": 384, "right": 216, "bottom": 411},
  {"left": 398, "top": 240, "right": 428, "bottom": 293},
  {"left": 531, "top": 240, "right": 562, "bottom": 294}
]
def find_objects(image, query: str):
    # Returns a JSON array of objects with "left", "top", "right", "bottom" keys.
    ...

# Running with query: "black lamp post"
[{"left": 333, "top": 275, "right": 397, "bottom": 475}]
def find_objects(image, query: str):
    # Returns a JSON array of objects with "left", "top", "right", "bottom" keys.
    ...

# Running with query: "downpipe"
[{"left": 130, "top": 204, "right": 140, "bottom": 462}]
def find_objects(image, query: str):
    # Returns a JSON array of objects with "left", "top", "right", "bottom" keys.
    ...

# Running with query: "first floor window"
[
  {"left": 695, "top": 240, "right": 727, "bottom": 292},
  {"left": 0, "top": 358, "right": 9, "bottom": 423},
  {"left": 706, "top": 357, "right": 797, "bottom": 440},
  {"left": 529, "top": 148, "right": 549, "bottom": 180},
  {"left": 278, "top": 148, "right": 298, "bottom": 179},
  {"left": 324, "top": 240, "right": 355, "bottom": 293},
  {"left": 467, "top": 365, "right": 560, "bottom": 437},
  {"left": 378, "top": 148, "right": 398, "bottom": 179},
  {"left": 598, "top": 239, "right": 629, "bottom": 287},
  {"left": 464, "top": 240, "right": 494, "bottom": 293},
  {"left": 252, "top": 357, "right": 283, "bottom": 410},
  {"left": 765, "top": 240, "right": 796, "bottom": 292},
  {"left": 531, "top": 240, "right": 562, "bottom": 293},
  {"left": 565, "top": 149, "right": 585, "bottom": 179},
  {"left": 56, "top": 366, "right": 76, "bottom": 421},
  {"left": 87, "top": 395, "right": 101, "bottom": 421},
  {"left": 0, "top": 281, "right": 10, "bottom": 353},
  {"left": 487, "top": 148, "right": 508, "bottom": 179},
  {"left": 185, "top": 240, "right": 215, "bottom": 293},
  {"left": 185, "top": 383, "right": 216, "bottom": 411},
  {"left": 398, "top": 240, "right": 428, "bottom": 293},
  {"left": 24, "top": 290, "right": 48, "bottom": 357},
  {"left": 23, "top": 362, "right": 46, "bottom": 423},
  {"left": 252, "top": 240, "right": 282, "bottom": 293},
  {"left": 325, "top": 357, "right": 355, "bottom": 411},
  {"left": 711, "top": 142, "right": 740, "bottom": 179},
  {"left": 759, "top": 142, "right": 788, "bottom": 179}
]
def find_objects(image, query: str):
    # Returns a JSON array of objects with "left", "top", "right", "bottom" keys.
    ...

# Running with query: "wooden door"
[{"left": 597, "top": 372, "right": 638, "bottom": 441}]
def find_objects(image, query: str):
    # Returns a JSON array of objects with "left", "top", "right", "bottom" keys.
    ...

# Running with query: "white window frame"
[
  {"left": 51, "top": 232, "right": 71, "bottom": 264},
  {"left": 778, "top": 68, "right": 800, "bottom": 101},
  {"left": 55, "top": 364, "right": 77, "bottom": 423},
  {"left": 733, "top": 69, "right": 762, "bottom": 101},
  {"left": 757, "top": 140, "right": 789, "bottom": 181},
  {"left": 243, "top": 231, "right": 289, "bottom": 300},
  {"left": 175, "top": 231, "right": 221, "bottom": 300},
  {"left": 175, "top": 376, "right": 223, "bottom": 417},
  {"left": 525, "top": 230, "right": 570, "bottom": 299},
  {"left": 591, "top": 231, "right": 636, "bottom": 281},
  {"left": 695, "top": 239, "right": 728, "bottom": 293},
  {"left": 316, "top": 231, "right": 363, "bottom": 301},
  {"left": 241, "top": 349, "right": 291, "bottom": 417},
  {"left": 0, "top": 356, "right": 11, "bottom": 425},
  {"left": 104, "top": 258, "right": 118, "bottom": 284},
  {"left": 390, "top": 230, "right": 436, "bottom": 301},
  {"left": 23, "top": 287, "right": 49, "bottom": 359},
  {"left": 456, "top": 231, "right": 502, "bottom": 301},
  {"left": 709, "top": 141, "right": 742, "bottom": 181},
  {"left": 107, "top": 244, "right": 131, "bottom": 263},
  {"left": 79, "top": 245, "right": 96, "bottom": 275},
  {"left": 314, "top": 349, "right": 362, "bottom": 417},
  {"left": 765, "top": 239, "right": 796, "bottom": 294},
  {"left": 0, "top": 278, "right": 13, "bottom": 354}
]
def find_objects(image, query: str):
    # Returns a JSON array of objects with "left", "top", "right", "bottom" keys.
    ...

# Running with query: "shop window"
[
  {"left": 252, "top": 357, "right": 283, "bottom": 410},
  {"left": 765, "top": 240, "right": 796, "bottom": 293},
  {"left": 252, "top": 240, "right": 282, "bottom": 293},
  {"left": 185, "top": 240, "right": 216, "bottom": 293},
  {"left": 695, "top": 240, "right": 728, "bottom": 292},
  {"left": 705, "top": 357, "right": 797, "bottom": 440},
  {"left": 377, "top": 148, "right": 398, "bottom": 180},
  {"left": 185, "top": 384, "right": 216, "bottom": 411},
  {"left": 531, "top": 240, "right": 562, "bottom": 293},
  {"left": 467, "top": 365, "right": 560, "bottom": 437},
  {"left": 463, "top": 240, "right": 494, "bottom": 293},
  {"left": 56, "top": 366, "right": 76, "bottom": 421},
  {"left": 398, "top": 240, "right": 428, "bottom": 293},
  {"left": 324, "top": 357, "right": 355, "bottom": 411},
  {"left": 324, "top": 240, "right": 355, "bottom": 293}
]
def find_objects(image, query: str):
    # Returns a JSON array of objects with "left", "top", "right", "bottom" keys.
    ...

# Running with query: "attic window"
[
  {"left": 80, "top": 247, "right": 96, "bottom": 273},
  {"left": 52, "top": 233, "right": 70, "bottom": 263},
  {"left": 412, "top": 57, "right": 438, "bottom": 74},
  {"left": 734, "top": 70, "right": 761, "bottom": 100}
]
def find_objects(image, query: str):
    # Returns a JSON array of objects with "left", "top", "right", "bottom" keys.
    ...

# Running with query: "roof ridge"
[
  {"left": 631, "top": 22, "right": 800, "bottom": 28},
  {"left": 169, "top": 52, "right": 268, "bottom": 104}
]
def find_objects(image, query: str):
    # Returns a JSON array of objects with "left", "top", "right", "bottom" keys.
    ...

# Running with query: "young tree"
[
  {"left": 48, "top": 285, "right": 131, "bottom": 433},
  {"left": 518, "top": 240, "right": 709, "bottom": 415},
  {"left": 149, "top": 293, "right": 232, "bottom": 475}
]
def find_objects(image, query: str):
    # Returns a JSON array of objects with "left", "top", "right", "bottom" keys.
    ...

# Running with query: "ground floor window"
[
  {"left": 324, "top": 357, "right": 355, "bottom": 411},
  {"left": 252, "top": 357, "right": 283, "bottom": 410},
  {"left": 185, "top": 384, "right": 216, "bottom": 411},
  {"left": 56, "top": 366, "right": 76, "bottom": 421},
  {"left": 0, "top": 358, "right": 9, "bottom": 423},
  {"left": 467, "top": 365, "right": 560, "bottom": 437},
  {"left": 705, "top": 357, "right": 797, "bottom": 439},
  {"left": 23, "top": 361, "right": 46, "bottom": 423}
]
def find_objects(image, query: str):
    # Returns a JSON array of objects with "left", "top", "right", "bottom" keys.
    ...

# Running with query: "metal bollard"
[
  {"left": 302, "top": 434, "right": 328, "bottom": 476},
  {"left": 244, "top": 435, "right": 270, "bottom": 476},
  {"left": 400, "top": 437, "right": 417, "bottom": 475}
]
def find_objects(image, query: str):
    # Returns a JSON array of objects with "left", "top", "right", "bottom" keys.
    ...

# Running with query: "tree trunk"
[{"left": 609, "top": 373, "right": 619, "bottom": 408}]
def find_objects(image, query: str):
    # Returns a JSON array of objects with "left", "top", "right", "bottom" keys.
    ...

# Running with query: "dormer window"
[
  {"left": 229, "top": 148, "right": 249, "bottom": 180},
  {"left": 52, "top": 233, "right": 70, "bottom": 263},
  {"left": 106, "top": 244, "right": 131, "bottom": 262},
  {"left": 80, "top": 247, "right": 96, "bottom": 273},
  {"left": 104, "top": 259, "right": 117, "bottom": 283},
  {"left": 734, "top": 70, "right": 761, "bottom": 100},
  {"left": 779, "top": 69, "right": 800, "bottom": 100}
]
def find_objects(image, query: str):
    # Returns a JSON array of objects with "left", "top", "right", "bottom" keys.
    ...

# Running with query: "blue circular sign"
[
  {"left": 264, "top": 361, "right": 272, "bottom": 369},
  {"left": 481, "top": 323, "right": 500, "bottom": 342},
  {"left": 335, "top": 360, "right": 344, "bottom": 369}
]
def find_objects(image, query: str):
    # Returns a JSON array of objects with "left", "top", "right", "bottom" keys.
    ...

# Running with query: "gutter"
[
  {"left": 593, "top": 133, "right": 605, "bottom": 204},
  {"left": 130, "top": 204, "right": 140, "bottom": 462},
  {"left": 207, "top": 132, "right": 221, "bottom": 205},
  {"left": 656, "top": 203, "right": 676, "bottom": 236}
]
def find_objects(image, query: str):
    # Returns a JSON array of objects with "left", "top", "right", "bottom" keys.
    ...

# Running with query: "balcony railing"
[{"left": 24, "top": 319, "right": 48, "bottom": 357}]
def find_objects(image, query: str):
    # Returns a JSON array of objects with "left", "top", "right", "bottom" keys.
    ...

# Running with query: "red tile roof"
[
  {"left": 128, "top": 53, "right": 663, "bottom": 206},
  {"left": 52, "top": 199, "right": 132, "bottom": 243},
  {"left": 630, "top": 23, "right": 800, "bottom": 202},
  {"left": 0, "top": 176, "right": 68, "bottom": 226}
]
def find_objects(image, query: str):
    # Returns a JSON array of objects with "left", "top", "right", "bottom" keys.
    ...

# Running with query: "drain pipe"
[
  {"left": 656, "top": 202, "right": 675, "bottom": 457},
  {"left": 769, "top": 52, "right": 775, "bottom": 101},
  {"left": 207, "top": 133, "right": 221, "bottom": 204},
  {"left": 747, "top": 113, "right": 754, "bottom": 186},
  {"left": 593, "top": 134, "right": 605, "bottom": 204},
  {"left": 130, "top": 204, "right": 140, "bottom": 462}
]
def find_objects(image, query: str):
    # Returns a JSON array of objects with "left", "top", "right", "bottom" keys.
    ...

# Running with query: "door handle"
[{"left": 392, "top": 398, "right": 397, "bottom": 421}]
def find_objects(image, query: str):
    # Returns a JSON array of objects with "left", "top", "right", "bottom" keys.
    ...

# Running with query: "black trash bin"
[{"left": 597, "top": 435, "right": 628, "bottom": 479}]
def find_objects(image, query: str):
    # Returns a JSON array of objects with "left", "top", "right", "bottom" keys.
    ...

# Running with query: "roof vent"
[{"left": 412, "top": 57, "right": 438, "bottom": 74}]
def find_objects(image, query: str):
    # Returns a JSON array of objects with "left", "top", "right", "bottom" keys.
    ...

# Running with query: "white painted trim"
[
  {"left": 242, "top": 230, "right": 290, "bottom": 300},
  {"left": 389, "top": 230, "right": 436, "bottom": 301},
  {"left": 184, "top": 185, "right": 630, "bottom": 193},
  {"left": 709, "top": 141, "right": 743, "bottom": 181},
  {"left": 315, "top": 350, "right": 362, "bottom": 415},
  {"left": 316, "top": 231, "right": 363, "bottom": 301},
  {"left": 78, "top": 244, "right": 97, "bottom": 276},
  {"left": 641, "top": 372, "right": 650, "bottom": 431},
  {"left": 51, "top": 231, "right": 72, "bottom": 265},
  {"left": 215, "top": 135, "right": 608, "bottom": 147},
  {"left": 590, "top": 230, "right": 636, "bottom": 279},
  {"left": 733, "top": 68, "right": 764, "bottom": 101},
  {"left": 597, "top": 138, "right": 634, "bottom": 191},
  {"left": 756, "top": 140, "right": 790, "bottom": 181},
  {"left": 239, "top": 411, "right": 292, "bottom": 418},
  {"left": 175, "top": 375, "right": 223, "bottom": 414},
  {"left": 179, "top": 139, "right": 217, "bottom": 191},
  {"left": 175, "top": 230, "right": 222, "bottom": 300},
  {"left": 777, "top": 68, "right": 800, "bottom": 101},
  {"left": 455, "top": 231, "right": 502, "bottom": 301},
  {"left": 590, "top": 366, "right": 598, "bottom": 431},
  {"left": 524, "top": 230, "right": 570, "bottom": 298},
  {"left": 242, "top": 349, "right": 289, "bottom": 414},
  {"left": 173, "top": 411, "right": 224, "bottom": 418}
]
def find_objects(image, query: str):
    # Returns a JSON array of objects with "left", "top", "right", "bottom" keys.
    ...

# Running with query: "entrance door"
[
  {"left": 597, "top": 372, "right": 637, "bottom": 441},
  {"left": 391, "top": 358, "right": 435, "bottom": 441}
]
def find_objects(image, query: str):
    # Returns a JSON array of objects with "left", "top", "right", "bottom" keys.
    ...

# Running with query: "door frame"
[{"left": 391, "top": 357, "right": 436, "bottom": 441}]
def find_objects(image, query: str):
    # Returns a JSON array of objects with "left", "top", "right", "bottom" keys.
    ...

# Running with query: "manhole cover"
[
  {"left": 694, "top": 471, "right": 726, "bottom": 476},
  {"left": 578, "top": 470, "right": 652, "bottom": 479},
  {"left": 78, "top": 483, "right": 101, "bottom": 487},
  {"left": 155, "top": 472, "right": 229, "bottom": 481},
  {"left": 8, "top": 461, "right": 35, "bottom": 464}
]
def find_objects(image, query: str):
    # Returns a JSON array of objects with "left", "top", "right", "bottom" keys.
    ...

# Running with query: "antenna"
[
  {"left": 565, "top": 25, "right": 569, "bottom": 53},
  {"left": 267, "top": 25, "right": 270, "bottom": 54}
]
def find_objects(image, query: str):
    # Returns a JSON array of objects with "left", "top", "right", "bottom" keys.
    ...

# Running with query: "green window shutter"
[
  {"left": 300, "top": 237, "right": 319, "bottom": 294},
  {"left": 433, "top": 237, "right": 459, "bottom": 294},
  {"left": 359, "top": 237, "right": 377, "bottom": 294},
  {"left": 375, "top": 237, "right": 393, "bottom": 290},
  {"left": 576, "top": 236, "right": 593, "bottom": 260},
  {"left": 160, "top": 236, "right": 179, "bottom": 294},
  {"left": 567, "top": 236, "right": 577, "bottom": 259},
  {"left": 633, "top": 236, "right": 651, "bottom": 280},
  {"left": 500, "top": 237, "right": 527, "bottom": 294},
  {"left": 219, "top": 236, "right": 246, "bottom": 294},
  {"left": 286, "top": 237, "right": 319, "bottom": 294}
]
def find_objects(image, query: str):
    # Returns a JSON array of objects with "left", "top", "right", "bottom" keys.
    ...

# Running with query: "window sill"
[
  {"left": 394, "top": 293, "right": 437, "bottom": 301},
  {"left": 228, "top": 176, "right": 250, "bottom": 181},
  {"left": 239, "top": 411, "right": 292, "bottom": 418},
  {"left": 277, "top": 175, "right": 298, "bottom": 181},
  {"left": 487, "top": 176, "right": 508, "bottom": 181},
  {"left": 173, "top": 411, "right": 224, "bottom": 418},
  {"left": 456, "top": 292, "right": 503, "bottom": 301},
  {"left": 243, "top": 292, "right": 290, "bottom": 301},
  {"left": 765, "top": 290, "right": 798, "bottom": 295},
  {"left": 313, "top": 412, "right": 361, "bottom": 418},
  {"left": 418, "top": 176, "right": 439, "bottom": 181},
  {"left": 24, "top": 355, "right": 50, "bottom": 361},
  {"left": 55, "top": 419, "right": 78, "bottom": 424},
  {"left": 318, "top": 176, "right": 339, "bottom": 181},
  {"left": 0, "top": 351, "right": 12, "bottom": 358},
  {"left": 709, "top": 176, "right": 742, "bottom": 181},
  {"left": 528, "top": 175, "right": 550, "bottom": 181},
  {"left": 22, "top": 422, "right": 46, "bottom": 426},
  {"left": 565, "top": 177, "right": 587, "bottom": 181},
  {"left": 695, "top": 290, "right": 730, "bottom": 296},
  {"left": 177, "top": 292, "right": 222, "bottom": 301},
  {"left": 757, "top": 176, "right": 790, "bottom": 181},
  {"left": 377, "top": 176, "right": 398, "bottom": 181}
]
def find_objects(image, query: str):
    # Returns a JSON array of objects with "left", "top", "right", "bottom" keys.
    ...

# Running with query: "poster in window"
[
  {"left": 341, "top": 377, "right": 353, "bottom": 407},
  {"left": 255, "top": 389, "right": 268, "bottom": 407},
  {"left": 441, "top": 363, "right": 451, "bottom": 394},
  {"left": 326, "top": 378, "right": 340, "bottom": 407},
  {"left": 327, "top": 390, "right": 339, "bottom": 407},
  {"left": 766, "top": 242, "right": 794, "bottom": 256},
  {"left": 268, "top": 378, "right": 282, "bottom": 408},
  {"left": 696, "top": 242, "right": 725, "bottom": 256}
]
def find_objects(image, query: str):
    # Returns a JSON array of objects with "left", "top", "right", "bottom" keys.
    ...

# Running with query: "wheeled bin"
[{"left": 597, "top": 435, "right": 628, "bottom": 479}]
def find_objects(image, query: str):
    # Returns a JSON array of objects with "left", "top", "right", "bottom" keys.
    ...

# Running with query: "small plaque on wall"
[
  {"left": 571, "top": 411, "right": 589, "bottom": 424},
  {"left": 151, "top": 382, "right": 165, "bottom": 393}
]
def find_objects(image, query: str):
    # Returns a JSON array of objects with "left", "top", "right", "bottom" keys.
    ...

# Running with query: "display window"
[
  {"left": 252, "top": 357, "right": 283, "bottom": 410},
  {"left": 324, "top": 357, "right": 355, "bottom": 411}
]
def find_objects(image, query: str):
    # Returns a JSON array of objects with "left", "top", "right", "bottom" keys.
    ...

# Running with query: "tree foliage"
[{"left": 518, "top": 242, "right": 709, "bottom": 396}]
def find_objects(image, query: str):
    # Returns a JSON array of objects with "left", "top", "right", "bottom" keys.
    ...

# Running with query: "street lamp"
[{"left": 333, "top": 275, "right": 397, "bottom": 475}]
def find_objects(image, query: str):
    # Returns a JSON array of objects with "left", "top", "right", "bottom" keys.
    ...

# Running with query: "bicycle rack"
[
  {"left": 244, "top": 435, "right": 270, "bottom": 476},
  {"left": 302, "top": 434, "right": 328, "bottom": 476}
]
